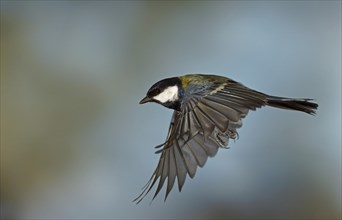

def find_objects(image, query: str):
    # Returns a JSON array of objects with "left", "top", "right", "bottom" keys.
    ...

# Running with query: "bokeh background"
[{"left": 1, "top": 1, "right": 341, "bottom": 219}]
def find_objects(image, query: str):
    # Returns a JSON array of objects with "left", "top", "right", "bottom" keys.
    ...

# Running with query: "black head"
[{"left": 139, "top": 77, "right": 183, "bottom": 111}]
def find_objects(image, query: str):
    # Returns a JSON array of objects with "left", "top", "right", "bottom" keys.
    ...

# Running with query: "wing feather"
[
  {"left": 182, "top": 144, "right": 198, "bottom": 178},
  {"left": 193, "top": 106, "right": 215, "bottom": 137},
  {"left": 197, "top": 102, "right": 229, "bottom": 132},
  {"left": 201, "top": 97, "right": 241, "bottom": 122},
  {"left": 173, "top": 142, "right": 187, "bottom": 192},
  {"left": 192, "top": 131, "right": 219, "bottom": 157},
  {"left": 165, "top": 148, "right": 177, "bottom": 200},
  {"left": 204, "top": 95, "right": 249, "bottom": 116},
  {"left": 186, "top": 136, "right": 208, "bottom": 167},
  {"left": 152, "top": 151, "right": 168, "bottom": 199}
]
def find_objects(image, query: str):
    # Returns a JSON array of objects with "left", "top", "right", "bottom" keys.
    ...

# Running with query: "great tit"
[{"left": 135, "top": 74, "right": 318, "bottom": 203}]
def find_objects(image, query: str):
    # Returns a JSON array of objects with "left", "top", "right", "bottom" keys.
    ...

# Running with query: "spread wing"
[{"left": 134, "top": 80, "right": 268, "bottom": 203}]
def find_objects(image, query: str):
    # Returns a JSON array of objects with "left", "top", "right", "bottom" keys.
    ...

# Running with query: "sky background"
[{"left": 1, "top": 1, "right": 341, "bottom": 219}]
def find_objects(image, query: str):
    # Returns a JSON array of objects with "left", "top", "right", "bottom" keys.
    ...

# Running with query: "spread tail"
[{"left": 266, "top": 96, "right": 318, "bottom": 115}]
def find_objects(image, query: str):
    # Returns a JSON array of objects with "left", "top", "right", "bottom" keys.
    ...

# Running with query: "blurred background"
[{"left": 1, "top": 1, "right": 341, "bottom": 219}]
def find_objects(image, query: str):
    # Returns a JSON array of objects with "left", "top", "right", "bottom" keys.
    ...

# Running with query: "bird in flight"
[{"left": 134, "top": 74, "right": 318, "bottom": 204}]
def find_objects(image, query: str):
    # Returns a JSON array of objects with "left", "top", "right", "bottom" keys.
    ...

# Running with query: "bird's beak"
[{"left": 139, "top": 96, "right": 152, "bottom": 104}]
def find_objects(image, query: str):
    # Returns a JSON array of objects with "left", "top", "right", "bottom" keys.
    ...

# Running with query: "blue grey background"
[{"left": 1, "top": 1, "right": 341, "bottom": 219}]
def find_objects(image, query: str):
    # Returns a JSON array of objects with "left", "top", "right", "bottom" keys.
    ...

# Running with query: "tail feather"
[{"left": 266, "top": 96, "right": 318, "bottom": 115}]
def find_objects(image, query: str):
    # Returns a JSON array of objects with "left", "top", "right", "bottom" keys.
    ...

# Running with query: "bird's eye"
[{"left": 149, "top": 88, "right": 161, "bottom": 97}]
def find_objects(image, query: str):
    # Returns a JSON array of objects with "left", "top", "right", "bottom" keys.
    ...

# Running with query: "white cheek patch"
[{"left": 153, "top": 85, "right": 179, "bottom": 103}]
